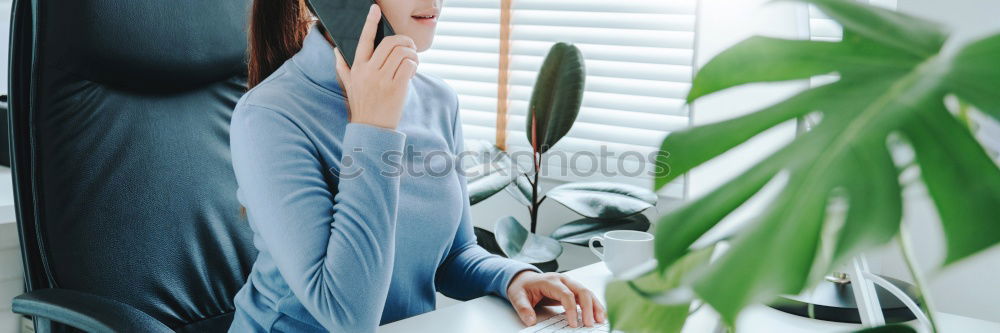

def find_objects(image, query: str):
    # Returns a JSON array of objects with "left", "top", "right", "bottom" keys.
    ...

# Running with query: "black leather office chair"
[{"left": 8, "top": 0, "right": 257, "bottom": 331}]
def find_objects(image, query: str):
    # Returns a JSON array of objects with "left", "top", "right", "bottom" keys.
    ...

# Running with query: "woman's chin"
[{"left": 415, "top": 36, "right": 434, "bottom": 52}]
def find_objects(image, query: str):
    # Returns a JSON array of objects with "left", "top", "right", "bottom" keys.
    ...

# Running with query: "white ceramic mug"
[{"left": 589, "top": 230, "right": 655, "bottom": 276}]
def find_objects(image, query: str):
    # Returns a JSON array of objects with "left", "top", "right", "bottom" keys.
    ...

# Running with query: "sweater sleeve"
[
  {"left": 433, "top": 101, "right": 541, "bottom": 301},
  {"left": 230, "top": 104, "right": 405, "bottom": 331}
]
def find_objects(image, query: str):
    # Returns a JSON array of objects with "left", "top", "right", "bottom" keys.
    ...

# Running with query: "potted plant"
[
  {"left": 464, "top": 43, "right": 658, "bottom": 272},
  {"left": 606, "top": 0, "right": 1000, "bottom": 332}
]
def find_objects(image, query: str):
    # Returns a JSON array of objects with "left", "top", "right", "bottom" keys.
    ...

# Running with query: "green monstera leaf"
[
  {"left": 495, "top": 216, "right": 563, "bottom": 263},
  {"left": 606, "top": 246, "right": 714, "bottom": 333},
  {"left": 546, "top": 182, "right": 657, "bottom": 219},
  {"left": 649, "top": 0, "right": 1000, "bottom": 326},
  {"left": 526, "top": 42, "right": 586, "bottom": 153}
]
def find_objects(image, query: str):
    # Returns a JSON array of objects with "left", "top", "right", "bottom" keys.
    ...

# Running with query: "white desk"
[{"left": 378, "top": 263, "right": 1000, "bottom": 333}]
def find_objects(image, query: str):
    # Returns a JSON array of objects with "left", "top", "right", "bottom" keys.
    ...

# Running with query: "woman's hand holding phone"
[{"left": 334, "top": 4, "right": 418, "bottom": 130}]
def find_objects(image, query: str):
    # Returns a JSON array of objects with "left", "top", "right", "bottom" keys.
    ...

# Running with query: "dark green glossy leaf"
[
  {"left": 947, "top": 34, "right": 1000, "bottom": 121},
  {"left": 464, "top": 140, "right": 518, "bottom": 205},
  {"left": 550, "top": 214, "right": 651, "bottom": 246},
  {"left": 532, "top": 260, "right": 559, "bottom": 273},
  {"left": 495, "top": 216, "right": 563, "bottom": 263},
  {"left": 474, "top": 227, "right": 505, "bottom": 257},
  {"left": 476, "top": 226, "right": 560, "bottom": 272},
  {"left": 546, "top": 182, "right": 657, "bottom": 219},
  {"left": 607, "top": 246, "right": 713, "bottom": 333},
  {"left": 468, "top": 171, "right": 514, "bottom": 205},
  {"left": 506, "top": 173, "right": 534, "bottom": 206},
  {"left": 476, "top": 226, "right": 559, "bottom": 272},
  {"left": 525, "top": 42, "right": 586, "bottom": 153},
  {"left": 854, "top": 324, "right": 916, "bottom": 333}
]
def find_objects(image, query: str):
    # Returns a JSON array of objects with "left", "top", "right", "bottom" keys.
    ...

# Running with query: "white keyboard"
[{"left": 518, "top": 313, "right": 621, "bottom": 333}]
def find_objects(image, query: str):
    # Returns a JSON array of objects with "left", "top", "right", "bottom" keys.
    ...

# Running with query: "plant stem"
[
  {"left": 898, "top": 225, "right": 939, "bottom": 333},
  {"left": 529, "top": 151, "right": 541, "bottom": 233}
]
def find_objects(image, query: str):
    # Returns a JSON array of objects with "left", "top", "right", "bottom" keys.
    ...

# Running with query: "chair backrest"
[{"left": 9, "top": 0, "right": 256, "bottom": 330}]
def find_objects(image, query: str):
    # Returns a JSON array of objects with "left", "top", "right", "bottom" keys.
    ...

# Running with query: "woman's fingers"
[
  {"left": 332, "top": 5, "right": 413, "bottom": 129},
  {"left": 509, "top": 291, "right": 538, "bottom": 326},
  {"left": 394, "top": 58, "right": 418, "bottom": 81},
  {"left": 542, "top": 282, "right": 580, "bottom": 328},
  {"left": 577, "top": 291, "right": 596, "bottom": 327},
  {"left": 505, "top": 272, "right": 607, "bottom": 329},
  {"left": 354, "top": 4, "right": 382, "bottom": 64},
  {"left": 594, "top": 300, "right": 607, "bottom": 324},
  {"left": 370, "top": 35, "right": 417, "bottom": 71},
  {"left": 382, "top": 45, "right": 418, "bottom": 72},
  {"left": 384, "top": 46, "right": 418, "bottom": 76},
  {"left": 561, "top": 277, "right": 597, "bottom": 327}
]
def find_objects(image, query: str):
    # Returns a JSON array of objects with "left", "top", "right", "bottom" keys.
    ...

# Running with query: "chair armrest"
[{"left": 12, "top": 288, "right": 173, "bottom": 333}]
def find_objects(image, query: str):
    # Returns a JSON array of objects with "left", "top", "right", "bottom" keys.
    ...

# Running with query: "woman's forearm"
[{"left": 303, "top": 123, "right": 405, "bottom": 328}]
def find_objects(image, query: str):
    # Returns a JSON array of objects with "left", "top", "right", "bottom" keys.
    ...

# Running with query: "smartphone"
[{"left": 305, "top": 0, "right": 396, "bottom": 68}]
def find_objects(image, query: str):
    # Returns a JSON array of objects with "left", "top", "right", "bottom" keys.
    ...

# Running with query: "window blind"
[
  {"left": 806, "top": 4, "right": 843, "bottom": 92},
  {"left": 419, "top": 0, "right": 697, "bottom": 198},
  {"left": 808, "top": 5, "right": 842, "bottom": 42},
  {"left": 804, "top": 0, "right": 895, "bottom": 121},
  {"left": 808, "top": 0, "right": 895, "bottom": 41}
]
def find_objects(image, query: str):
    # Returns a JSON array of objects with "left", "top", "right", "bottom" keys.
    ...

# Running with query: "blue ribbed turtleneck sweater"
[{"left": 228, "top": 25, "right": 538, "bottom": 332}]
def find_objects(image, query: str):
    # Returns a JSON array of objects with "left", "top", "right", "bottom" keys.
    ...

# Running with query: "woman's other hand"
[
  {"left": 334, "top": 4, "right": 418, "bottom": 130},
  {"left": 506, "top": 271, "right": 607, "bottom": 328}
]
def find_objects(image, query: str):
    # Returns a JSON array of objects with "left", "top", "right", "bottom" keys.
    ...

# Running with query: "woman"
[{"left": 228, "top": 0, "right": 606, "bottom": 331}]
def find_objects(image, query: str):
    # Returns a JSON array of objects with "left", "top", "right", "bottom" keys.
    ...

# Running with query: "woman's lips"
[{"left": 411, "top": 15, "right": 437, "bottom": 25}]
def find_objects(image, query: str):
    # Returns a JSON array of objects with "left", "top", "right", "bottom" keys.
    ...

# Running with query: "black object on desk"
[{"left": 770, "top": 274, "right": 920, "bottom": 324}]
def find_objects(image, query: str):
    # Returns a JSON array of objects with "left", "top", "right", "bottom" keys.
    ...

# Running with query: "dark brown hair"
[
  {"left": 247, "top": 0, "right": 313, "bottom": 88},
  {"left": 242, "top": 0, "right": 317, "bottom": 218}
]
